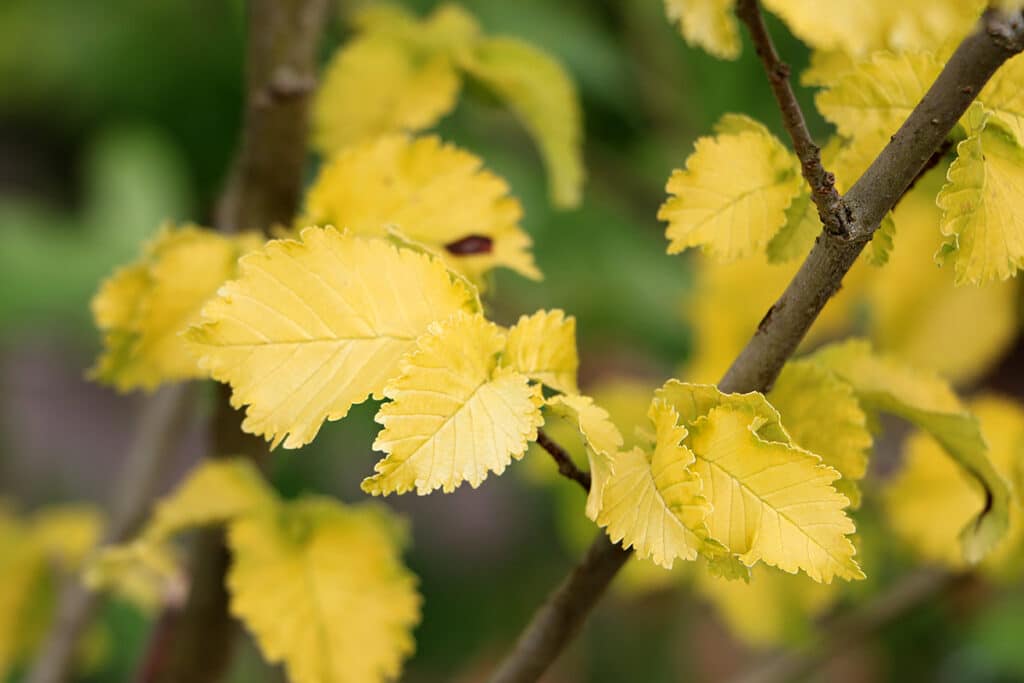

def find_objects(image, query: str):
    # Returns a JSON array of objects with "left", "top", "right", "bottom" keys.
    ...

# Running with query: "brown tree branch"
[
  {"left": 26, "top": 384, "right": 197, "bottom": 683},
  {"left": 141, "top": 2, "right": 329, "bottom": 683},
  {"left": 734, "top": 0, "right": 845, "bottom": 235},
  {"left": 487, "top": 8, "right": 1024, "bottom": 682}
]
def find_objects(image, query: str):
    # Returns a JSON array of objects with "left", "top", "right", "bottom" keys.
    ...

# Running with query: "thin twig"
[
  {"left": 537, "top": 428, "right": 591, "bottom": 491},
  {"left": 26, "top": 384, "right": 196, "bottom": 683},
  {"left": 488, "top": 8, "right": 1024, "bottom": 682},
  {"left": 729, "top": 570, "right": 966, "bottom": 683},
  {"left": 734, "top": 0, "right": 845, "bottom": 235}
]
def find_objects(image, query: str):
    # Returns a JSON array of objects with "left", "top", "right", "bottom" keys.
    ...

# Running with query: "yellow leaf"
[
  {"left": 769, "top": 361, "right": 872, "bottom": 507},
  {"left": 885, "top": 395, "right": 1024, "bottom": 575},
  {"left": 30, "top": 504, "right": 104, "bottom": 569},
  {"left": 815, "top": 51, "right": 941, "bottom": 142},
  {"left": 504, "top": 309, "right": 579, "bottom": 395},
  {"left": 762, "top": 0, "right": 982, "bottom": 57},
  {"left": 656, "top": 380, "right": 791, "bottom": 445},
  {"left": 302, "top": 135, "right": 539, "bottom": 282},
  {"left": 812, "top": 339, "right": 1012, "bottom": 563},
  {"left": 663, "top": 0, "right": 741, "bottom": 60},
  {"left": 186, "top": 227, "right": 476, "bottom": 448},
  {"left": 313, "top": 36, "right": 460, "bottom": 153},
  {"left": 228, "top": 498, "right": 420, "bottom": 683},
  {"left": 937, "top": 103, "right": 1024, "bottom": 284},
  {"left": 0, "top": 510, "right": 45, "bottom": 676},
  {"left": 659, "top": 114, "right": 802, "bottom": 261},
  {"left": 596, "top": 400, "right": 715, "bottom": 569},
  {"left": 363, "top": 313, "right": 544, "bottom": 495},
  {"left": 868, "top": 167, "right": 1017, "bottom": 384},
  {"left": 142, "top": 459, "right": 277, "bottom": 542},
  {"left": 688, "top": 406, "right": 862, "bottom": 582},
  {"left": 312, "top": 3, "right": 481, "bottom": 153},
  {"left": 547, "top": 394, "right": 621, "bottom": 520},
  {"left": 84, "top": 542, "right": 183, "bottom": 613},
  {"left": 90, "top": 224, "right": 260, "bottom": 392},
  {"left": 458, "top": 36, "right": 584, "bottom": 208},
  {"left": 982, "top": 52, "right": 1024, "bottom": 145}
]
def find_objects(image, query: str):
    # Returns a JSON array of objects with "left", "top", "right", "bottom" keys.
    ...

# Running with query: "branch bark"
[
  {"left": 536, "top": 428, "right": 591, "bottom": 491},
  {"left": 141, "top": 2, "right": 329, "bottom": 682},
  {"left": 488, "top": 7, "right": 1024, "bottom": 682},
  {"left": 26, "top": 384, "right": 196, "bottom": 683}
]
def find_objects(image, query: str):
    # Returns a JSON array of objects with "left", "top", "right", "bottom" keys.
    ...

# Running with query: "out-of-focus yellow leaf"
[
  {"left": 659, "top": 114, "right": 802, "bottom": 261},
  {"left": 812, "top": 339, "right": 1011, "bottom": 563},
  {"left": 547, "top": 394, "right": 621, "bottom": 520},
  {"left": 30, "top": 505, "right": 104, "bottom": 569},
  {"left": 90, "top": 224, "right": 261, "bottom": 392},
  {"left": 695, "top": 563, "right": 839, "bottom": 647},
  {"left": 663, "top": 0, "right": 741, "bottom": 60},
  {"left": 937, "top": 103, "right": 1024, "bottom": 284},
  {"left": 458, "top": 37, "right": 584, "bottom": 208},
  {"left": 363, "top": 313, "right": 543, "bottom": 495},
  {"left": 868, "top": 167, "right": 1017, "bottom": 383},
  {"left": 885, "top": 395, "right": 1024, "bottom": 576},
  {"left": 312, "top": 3, "right": 480, "bottom": 153},
  {"left": 769, "top": 361, "right": 872, "bottom": 507},
  {"left": 186, "top": 228, "right": 476, "bottom": 449},
  {"left": 84, "top": 542, "right": 183, "bottom": 613},
  {"left": 688, "top": 406, "right": 862, "bottom": 582},
  {"left": 504, "top": 309, "right": 579, "bottom": 395},
  {"left": 303, "top": 135, "right": 539, "bottom": 282},
  {"left": 763, "top": 0, "right": 982, "bottom": 57},
  {"left": 228, "top": 498, "right": 421, "bottom": 683}
]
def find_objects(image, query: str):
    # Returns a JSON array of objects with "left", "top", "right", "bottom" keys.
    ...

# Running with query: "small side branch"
[
  {"left": 734, "top": 0, "right": 844, "bottom": 235},
  {"left": 536, "top": 428, "right": 591, "bottom": 491}
]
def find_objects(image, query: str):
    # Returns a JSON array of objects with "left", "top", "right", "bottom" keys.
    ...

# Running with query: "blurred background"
[{"left": 3, "top": 0, "right": 1024, "bottom": 681}]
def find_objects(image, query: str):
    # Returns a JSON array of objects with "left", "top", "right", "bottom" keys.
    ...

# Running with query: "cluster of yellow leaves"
[
  {"left": 590, "top": 380, "right": 863, "bottom": 583},
  {"left": 301, "top": 134, "right": 539, "bottom": 283},
  {"left": 886, "top": 396, "right": 1024, "bottom": 577},
  {"left": 0, "top": 503, "right": 105, "bottom": 677},
  {"left": 313, "top": 3, "right": 583, "bottom": 207},
  {"left": 94, "top": 460, "right": 421, "bottom": 683},
  {"left": 90, "top": 224, "right": 262, "bottom": 391},
  {"left": 186, "top": 227, "right": 581, "bottom": 495}
]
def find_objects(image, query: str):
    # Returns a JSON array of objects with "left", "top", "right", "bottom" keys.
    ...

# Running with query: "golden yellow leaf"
[
  {"left": 0, "top": 516, "right": 45, "bottom": 677},
  {"left": 84, "top": 542, "right": 183, "bottom": 613},
  {"left": 547, "top": 394, "right": 621, "bottom": 520},
  {"left": 659, "top": 114, "right": 802, "bottom": 261},
  {"left": 656, "top": 380, "right": 790, "bottom": 445},
  {"left": 983, "top": 52, "right": 1024, "bottom": 146},
  {"left": 815, "top": 51, "right": 941, "bottom": 142},
  {"left": 228, "top": 499, "right": 420, "bottom": 683},
  {"left": 363, "top": 313, "right": 544, "bottom": 495},
  {"left": 596, "top": 400, "right": 715, "bottom": 568},
  {"left": 663, "top": 0, "right": 741, "bottom": 60},
  {"left": 90, "top": 224, "right": 261, "bottom": 392},
  {"left": 885, "top": 395, "right": 1024, "bottom": 575},
  {"left": 812, "top": 339, "right": 1012, "bottom": 563},
  {"left": 312, "top": 3, "right": 481, "bottom": 153},
  {"left": 937, "top": 103, "right": 1024, "bottom": 284},
  {"left": 186, "top": 227, "right": 476, "bottom": 448},
  {"left": 769, "top": 361, "right": 872, "bottom": 507},
  {"left": 504, "top": 309, "right": 579, "bottom": 395},
  {"left": 688, "top": 406, "right": 862, "bottom": 582},
  {"left": 30, "top": 504, "right": 104, "bottom": 569},
  {"left": 302, "top": 135, "right": 539, "bottom": 282},
  {"left": 763, "top": 0, "right": 982, "bottom": 57},
  {"left": 458, "top": 36, "right": 584, "bottom": 208}
]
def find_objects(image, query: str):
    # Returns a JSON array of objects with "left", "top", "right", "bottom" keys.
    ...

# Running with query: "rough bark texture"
[{"left": 488, "top": 7, "right": 1024, "bottom": 683}]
